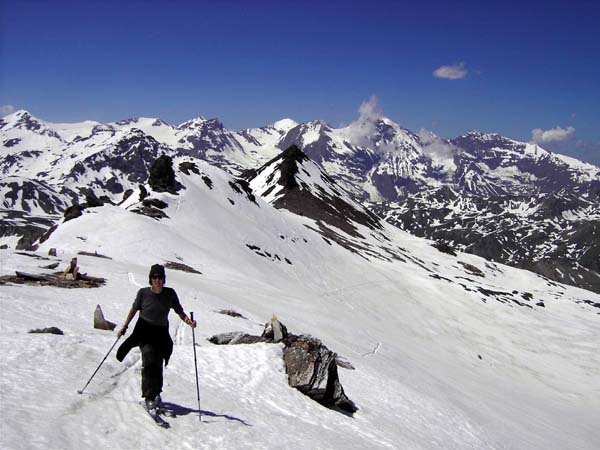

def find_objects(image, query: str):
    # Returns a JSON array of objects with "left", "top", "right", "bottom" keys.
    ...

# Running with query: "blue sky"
[{"left": 1, "top": 0, "right": 599, "bottom": 163}]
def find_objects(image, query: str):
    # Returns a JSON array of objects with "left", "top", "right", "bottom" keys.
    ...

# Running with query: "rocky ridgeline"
[{"left": 209, "top": 317, "right": 358, "bottom": 415}]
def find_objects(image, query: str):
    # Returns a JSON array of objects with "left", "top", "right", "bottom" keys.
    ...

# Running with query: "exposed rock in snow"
[
  {"left": 148, "top": 154, "right": 182, "bottom": 194},
  {"left": 262, "top": 316, "right": 288, "bottom": 342},
  {"left": 283, "top": 334, "right": 358, "bottom": 415},
  {"left": 28, "top": 326, "right": 64, "bottom": 335},
  {"left": 93, "top": 304, "right": 116, "bottom": 331},
  {"left": 209, "top": 318, "right": 358, "bottom": 415}
]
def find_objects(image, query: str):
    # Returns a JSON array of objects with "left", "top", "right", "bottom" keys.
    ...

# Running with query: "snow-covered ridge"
[{"left": 1, "top": 109, "right": 599, "bottom": 293}]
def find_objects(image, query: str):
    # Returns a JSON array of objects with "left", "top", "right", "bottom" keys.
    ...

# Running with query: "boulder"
[
  {"left": 142, "top": 198, "right": 168, "bottom": 209},
  {"left": 64, "top": 204, "right": 83, "bottom": 222},
  {"left": 283, "top": 334, "right": 357, "bottom": 414},
  {"left": 29, "top": 327, "right": 63, "bottom": 335},
  {"left": 216, "top": 309, "right": 247, "bottom": 319},
  {"left": 262, "top": 315, "right": 288, "bottom": 342},
  {"left": 85, "top": 193, "right": 103, "bottom": 208},
  {"left": 208, "top": 332, "right": 269, "bottom": 345},
  {"left": 164, "top": 261, "right": 202, "bottom": 274},
  {"left": 209, "top": 318, "right": 357, "bottom": 415},
  {"left": 93, "top": 304, "right": 116, "bottom": 331}
]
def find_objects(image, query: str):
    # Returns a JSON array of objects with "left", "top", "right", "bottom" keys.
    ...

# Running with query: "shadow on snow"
[{"left": 161, "top": 402, "right": 252, "bottom": 426}]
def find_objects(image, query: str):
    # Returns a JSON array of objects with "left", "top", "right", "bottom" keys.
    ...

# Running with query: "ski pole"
[
  {"left": 77, "top": 335, "right": 121, "bottom": 394},
  {"left": 190, "top": 312, "right": 202, "bottom": 422}
]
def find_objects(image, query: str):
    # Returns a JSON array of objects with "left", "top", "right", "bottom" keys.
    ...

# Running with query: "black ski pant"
[{"left": 140, "top": 343, "right": 164, "bottom": 400}]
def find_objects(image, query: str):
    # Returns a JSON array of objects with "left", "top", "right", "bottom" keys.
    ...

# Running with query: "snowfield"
[{"left": 1, "top": 161, "right": 599, "bottom": 450}]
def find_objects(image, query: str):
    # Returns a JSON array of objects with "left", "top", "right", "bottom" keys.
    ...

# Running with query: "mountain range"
[
  {"left": 1, "top": 109, "right": 599, "bottom": 449},
  {"left": 1, "top": 109, "right": 599, "bottom": 293}
]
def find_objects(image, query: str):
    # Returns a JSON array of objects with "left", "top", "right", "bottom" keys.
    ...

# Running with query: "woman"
[{"left": 116, "top": 264, "right": 196, "bottom": 413}]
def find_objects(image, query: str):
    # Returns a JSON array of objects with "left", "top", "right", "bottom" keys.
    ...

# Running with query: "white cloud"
[
  {"left": 418, "top": 128, "right": 457, "bottom": 171},
  {"left": 346, "top": 96, "right": 407, "bottom": 156},
  {"left": 531, "top": 126, "right": 575, "bottom": 143},
  {"left": 358, "top": 95, "right": 383, "bottom": 122},
  {"left": 433, "top": 62, "right": 467, "bottom": 80},
  {"left": 0, "top": 105, "right": 16, "bottom": 117},
  {"left": 343, "top": 95, "right": 384, "bottom": 149}
]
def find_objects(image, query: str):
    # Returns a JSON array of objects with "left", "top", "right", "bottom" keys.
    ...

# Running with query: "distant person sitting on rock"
[
  {"left": 61, "top": 257, "right": 79, "bottom": 280},
  {"left": 116, "top": 264, "right": 197, "bottom": 415}
]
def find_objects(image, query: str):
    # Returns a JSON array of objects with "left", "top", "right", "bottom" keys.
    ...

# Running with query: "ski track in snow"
[
  {"left": 128, "top": 272, "right": 142, "bottom": 288},
  {"left": 361, "top": 342, "right": 382, "bottom": 357}
]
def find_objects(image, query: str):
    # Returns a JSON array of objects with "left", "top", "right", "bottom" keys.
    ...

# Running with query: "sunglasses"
[{"left": 151, "top": 275, "right": 164, "bottom": 280}]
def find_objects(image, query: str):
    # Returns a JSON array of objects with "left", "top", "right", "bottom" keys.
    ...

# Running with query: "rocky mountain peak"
[
  {"left": 248, "top": 145, "right": 381, "bottom": 244},
  {"left": 177, "top": 116, "right": 209, "bottom": 130},
  {"left": 0, "top": 110, "right": 62, "bottom": 139},
  {"left": 244, "top": 145, "right": 310, "bottom": 195},
  {"left": 275, "top": 145, "right": 310, "bottom": 189}
]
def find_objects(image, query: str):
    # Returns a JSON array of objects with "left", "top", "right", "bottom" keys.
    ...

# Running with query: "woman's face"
[{"left": 151, "top": 275, "right": 164, "bottom": 293}]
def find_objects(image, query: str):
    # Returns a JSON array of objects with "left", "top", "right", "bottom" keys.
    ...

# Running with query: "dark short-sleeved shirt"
[{"left": 132, "top": 287, "right": 184, "bottom": 327}]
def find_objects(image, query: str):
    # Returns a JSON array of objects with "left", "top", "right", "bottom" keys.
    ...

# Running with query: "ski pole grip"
[{"left": 190, "top": 312, "right": 194, "bottom": 321}]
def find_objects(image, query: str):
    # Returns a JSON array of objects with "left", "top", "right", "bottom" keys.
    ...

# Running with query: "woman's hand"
[{"left": 184, "top": 316, "right": 197, "bottom": 328}]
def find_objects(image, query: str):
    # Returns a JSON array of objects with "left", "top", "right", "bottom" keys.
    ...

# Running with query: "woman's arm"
[
  {"left": 118, "top": 307, "right": 138, "bottom": 336},
  {"left": 178, "top": 312, "right": 197, "bottom": 328}
]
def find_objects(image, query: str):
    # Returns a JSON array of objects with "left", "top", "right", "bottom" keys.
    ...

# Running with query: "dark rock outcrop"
[
  {"left": 63, "top": 192, "right": 108, "bottom": 223},
  {"left": 143, "top": 198, "right": 168, "bottom": 210},
  {"left": 28, "top": 327, "right": 64, "bottom": 335},
  {"left": 148, "top": 155, "right": 182, "bottom": 194},
  {"left": 64, "top": 204, "right": 84, "bottom": 222},
  {"left": 216, "top": 309, "right": 247, "bottom": 319},
  {"left": 164, "top": 261, "right": 202, "bottom": 274},
  {"left": 179, "top": 161, "right": 201, "bottom": 175},
  {"left": 132, "top": 196, "right": 169, "bottom": 219}
]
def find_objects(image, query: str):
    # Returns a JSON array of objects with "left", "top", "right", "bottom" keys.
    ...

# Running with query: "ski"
[
  {"left": 150, "top": 412, "right": 170, "bottom": 429},
  {"left": 159, "top": 405, "right": 176, "bottom": 418},
  {"left": 141, "top": 402, "right": 170, "bottom": 428}
]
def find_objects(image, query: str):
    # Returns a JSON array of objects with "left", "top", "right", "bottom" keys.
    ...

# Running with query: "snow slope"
[{"left": 1, "top": 159, "right": 598, "bottom": 450}]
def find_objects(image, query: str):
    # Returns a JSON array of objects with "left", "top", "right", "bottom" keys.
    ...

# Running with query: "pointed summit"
[
  {"left": 271, "top": 145, "right": 310, "bottom": 190},
  {"left": 0, "top": 109, "right": 62, "bottom": 139},
  {"left": 247, "top": 145, "right": 381, "bottom": 240},
  {"left": 1, "top": 109, "right": 33, "bottom": 125},
  {"left": 245, "top": 145, "right": 309, "bottom": 202}
]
